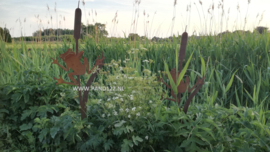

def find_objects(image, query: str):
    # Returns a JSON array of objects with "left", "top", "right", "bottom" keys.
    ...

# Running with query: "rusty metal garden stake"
[
  {"left": 159, "top": 30, "right": 205, "bottom": 114},
  {"left": 51, "top": 1, "right": 105, "bottom": 119},
  {"left": 74, "top": 1, "right": 83, "bottom": 119}
]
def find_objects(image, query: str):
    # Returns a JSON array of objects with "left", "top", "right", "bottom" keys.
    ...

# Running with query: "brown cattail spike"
[
  {"left": 178, "top": 31, "right": 188, "bottom": 72},
  {"left": 74, "top": 8, "right": 82, "bottom": 41}
]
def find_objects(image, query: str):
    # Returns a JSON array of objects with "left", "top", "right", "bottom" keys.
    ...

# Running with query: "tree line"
[
  {"left": 11, "top": 23, "right": 108, "bottom": 42},
  {"left": 2, "top": 25, "right": 269, "bottom": 43}
]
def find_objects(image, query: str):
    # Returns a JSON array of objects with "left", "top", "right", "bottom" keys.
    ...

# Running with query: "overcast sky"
[{"left": 0, "top": 0, "right": 269, "bottom": 38}]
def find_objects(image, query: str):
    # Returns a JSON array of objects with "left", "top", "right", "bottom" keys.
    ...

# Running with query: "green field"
[{"left": 0, "top": 31, "right": 270, "bottom": 151}]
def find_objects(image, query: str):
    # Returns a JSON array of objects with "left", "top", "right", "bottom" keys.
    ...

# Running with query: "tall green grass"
[{"left": 0, "top": 31, "right": 269, "bottom": 110}]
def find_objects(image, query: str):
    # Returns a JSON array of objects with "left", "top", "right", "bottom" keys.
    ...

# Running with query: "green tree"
[
  {"left": 33, "top": 28, "right": 73, "bottom": 37},
  {"left": 0, "top": 27, "right": 12, "bottom": 43},
  {"left": 128, "top": 33, "right": 140, "bottom": 41},
  {"left": 81, "top": 22, "right": 108, "bottom": 39},
  {"left": 254, "top": 26, "right": 268, "bottom": 34}
]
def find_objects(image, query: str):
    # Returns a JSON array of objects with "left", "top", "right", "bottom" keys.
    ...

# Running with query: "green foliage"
[
  {"left": 81, "top": 22, "right": 108, "bottom": 39},
  {"left": 13, "top": 35, "right": 74, "bottom": 42},
  {"left": 0, "top": 27, "right": 12, "bottom": 43},
  {"left": 32, "top": 28, "right": 74, "bottom": 37},
  {"left": 1, "top": 61, "right": 269, "bottom": 151},
  {"left": 1, "top": 27, "right": 270, "bottom": 151},
  {"left": 128, "top": 33, "right": 140, "bottom": 41},
  {"left": 0, "top": 72, "right": 80, "bottom": 151},
  {"left": 254, "top": 26, "right": 269, "bottom": 34}
]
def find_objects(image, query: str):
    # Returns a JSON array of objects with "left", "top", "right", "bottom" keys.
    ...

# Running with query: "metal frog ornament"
[
  {"left": 51, "top": 49, "right": 104, "bottom": 85},
  {"left": 159, "top": 31, "right": 205, "bottom": 114}
]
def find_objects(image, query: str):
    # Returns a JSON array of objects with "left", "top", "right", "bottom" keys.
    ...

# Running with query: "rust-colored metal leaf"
[{"left": 183, "top": 75, "right": 205, "bottom": 114}]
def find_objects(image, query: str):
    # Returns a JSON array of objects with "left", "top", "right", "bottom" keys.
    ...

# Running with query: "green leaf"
[
  {"left": 20, "top": 123, "right": 33, "bottom": 131},
  {"left": 114, "top": 120, "right": 126, "bottom": 128},
  {"left": 34, "top": 118, "right": 41, "bottom": 124},
  {"left": 200, "top": 56, "right": 205, "bottom": 76},
  {"left": 132, "top": 135, "right": 143, "bottom": 146},
  {"left": 235, "top": 87, "right": 241, "bottom": 107},
  {"left": 64, "top": 127, "right": 77, "bottom": 142},
  {"left": 113, "top": 127, "right": 126, "bottom": 136},
  {"left": 50, "top": 127, "right": 60, "bottom": 139},
  {"left": 180, "top": 136, "right": 202, "bottom": 152},
  {"left": 164, "top": 62, "right": 177, "bottom": 93},
  {"left": 21, "top": 109, "right": 33, "bottom": 121},
  {"left": 75, "top": 134, "right": 82, "bottom": 142},
  {"left": 38, "top": 128, "right": 49, "bottom": 142},
  {"left": 225, "top": 70, "right": 238, "bottom": 93},
  {"left": 104, "top": 139, "right": 114, "bottom": 151},
  {"left": 11, "top": 92, "right": 22, "bottom": 103},
  {"left": 215, "top": 70, "right": 225, "bottom": 93},
  {"left": 121, "top": 139, "right": 133, "bottom": 152},
  {"left": 125, "top": 126, "right": 134, "bottom": 133},
  {"left": 177, "top": 52, "right": 194, "bottom": 86},
  {"left": 176, "top": 47, "right": 179, "bottom": 73},
  {"left": 24, "top": 92, "right": 29, "bottom": 103}
]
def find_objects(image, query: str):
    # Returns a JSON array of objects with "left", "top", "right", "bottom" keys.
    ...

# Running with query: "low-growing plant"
[{"left": 0, "top": 69, "right": 269, "bottom": 151}]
